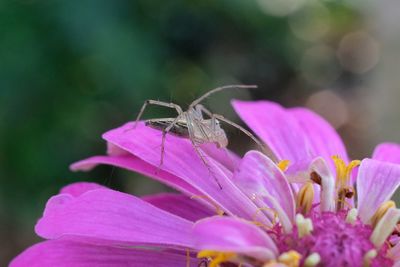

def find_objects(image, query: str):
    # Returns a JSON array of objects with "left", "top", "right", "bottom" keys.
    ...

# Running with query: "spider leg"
[
  {"left": 156, "top": 114, "right": 183, "bottom": 173},
  {"left": 192, "top": 117, "right": 211, "bottom": 141},
  {"left": 187, "top": 115, "right": 222, "bottom": 189},
  {"left": 212, "top": 113, "right": 277, "bottom": 162},
  {"left": 195, "top": 104, "right": 216, "bottom": 131},
  {"left": 194, "top": 107, "right": 239, "bottom": 166},
  {"left": 195, "top": 105, "right": 273, "bottom": 165},
  {"left": 194, "top": 104, "right": 212, "bottom": 117},
  {"left": 133, "top": 100, "right": 183, "bottom": 129},
  {"left": 193, "top": 115, "right": 238, "bottom": 168},
  {"left": 189, "top": 84, "right": 257, "bottom": 108}
]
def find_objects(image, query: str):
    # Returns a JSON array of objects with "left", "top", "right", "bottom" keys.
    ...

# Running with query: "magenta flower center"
[{"left": 274, "top": 212, "right": 393, "bottom": 267}]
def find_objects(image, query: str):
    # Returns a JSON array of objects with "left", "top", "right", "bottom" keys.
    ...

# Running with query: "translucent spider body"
[
  {"left": 145, "top": 107, "right": 228, "bottom": 148},
  {"left": 134, "top": 85, "right": 269, "bottom": 188}
]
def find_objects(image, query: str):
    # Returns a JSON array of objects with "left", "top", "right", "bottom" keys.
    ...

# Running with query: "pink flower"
[{"left": 11, "top": 100, "right": 400, "bottom": 267}]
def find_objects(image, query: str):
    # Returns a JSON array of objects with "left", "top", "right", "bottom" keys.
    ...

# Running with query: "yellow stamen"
[
  {"left": 296, "top": 213, "right": 313, "bottom": 238},
  {"left": 191, "top": 195, "right": 225, "bottom": 216},
  {"left": 197, "top": 250, "right": 236, "bottom": 267},
  {"left": 296, "top": 182, "right": 314, "bottom": 214},
  {"left": 332, "top": 156, "right": 360, "bottom": 210},
  {"left": 304, "top": 253, "right": 321, "bottom": 267},
  {"left": 346, "top": 160, "right": 361, "bottom": 176},
  {"left": 332, "top": 156, "right": 361, "bottom": 188},
  {"left": 370, "top": 200, "right": 396, "bottom": 227},
  {"left": 278, "top": 250, "right": 302, "bottom": 267},
  {"left": 332, "top": 155, "right": 346, "bottom": 185},
  {"left": 278, "top": 160, "right": 291, "bottom": 172}
]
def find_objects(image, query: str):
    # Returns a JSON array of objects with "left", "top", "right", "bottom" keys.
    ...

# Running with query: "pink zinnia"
[{"left": 11, "top": 100, "right": 400, "bottom": 267}]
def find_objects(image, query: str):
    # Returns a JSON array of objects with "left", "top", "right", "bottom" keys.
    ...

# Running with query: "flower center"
[
  {"left": 275, "top": 211, "right": 393, "bottom": 267},
  {"left": 197, "top": 211, "right": 395, "bottom": 267}
]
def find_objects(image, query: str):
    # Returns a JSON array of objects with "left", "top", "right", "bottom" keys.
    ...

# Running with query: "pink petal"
[
  {"left": 289, "top": 107, "right": 349, "bottom": 165},
  {"left": 71, "top": 154, "right": 201, "bottom": 197},
  {"left": 142, "top": 193, "right": 214, "bottom": 221},
  {"left": 193, "top": 216, "right": 278, "bottom": 261},
  {"left": 389, "top": 240, "right": 400, "bottom": 262},
  {"left": 232, "top": 101, "right": 348, "bottom": 174},
  {"left": 357, "top": 159, "right": 400, "bottom": 223},
  {"left": 98, "top": 122, "right": 271, "bottom": 226},
  {"left": 107, "top": 131, "right": 239, "bottom": 171},
  {"left": 60, "top": 182, "right": 106, "bottom": 197},
  {"left": 233, "top": 151, "right": 295, "bottom": 233},
  {"left": 107, "top": 142, "right": 130, "bottom": 156},
  {"left": 35, "top": 188, "right": 194, "bottom": 248},
  {"left": 372, "top": 143, "right": 400, "bottom": 164},
  {"left": 232, "top": 100, "right": 309, "bottom": 162},
  {"left": 10, "top": 240, "right": 199, "bottom": 267},
  {"left": 195, "top": 143, "right": 240, "bottom": 172}
]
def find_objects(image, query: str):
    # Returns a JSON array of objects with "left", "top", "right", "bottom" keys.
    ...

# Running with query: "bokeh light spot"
[
  {"left": 337, "top": 31, "right": 380, "bottom": 74},
  {"left": 306, "top": 90, "right": 349, "bottom": 129}
]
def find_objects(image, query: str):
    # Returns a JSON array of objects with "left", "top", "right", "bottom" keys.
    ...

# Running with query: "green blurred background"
[{"left": 2, "top": 0, "right": 399, "bottom": 264}]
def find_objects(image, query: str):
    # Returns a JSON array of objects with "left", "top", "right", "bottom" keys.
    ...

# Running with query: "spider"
[{"left": 134, "top": 85, "right": 270, "bottom": 188}]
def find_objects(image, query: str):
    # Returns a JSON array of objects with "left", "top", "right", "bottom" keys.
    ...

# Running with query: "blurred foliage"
[{"left": 0, "top": 0, "right": 365, "bottom": 264}]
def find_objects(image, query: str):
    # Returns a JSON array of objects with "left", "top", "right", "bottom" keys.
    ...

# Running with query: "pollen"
[
  {"left": 296, "top": 182, "right": 314, "bottom": 214},
  {"left": 197, "top": 250, "right": 236, "bottom": 267},
  {"left": 304, "top": 253, "right": 321, "bottom": 267},
  {"left": 370, "top": 200, "right": 396, "bottom": 228},
  {"left": 295, "top": 213, "right": 313, "bottom": 238},
  {"left": 278, "top": 250, "right": 301, "bottom": 267},
  {"left": 278, "top": 160, "right": 291, "bottom": 172},
  {"left": 346, "top": 208, "right": 358, "bottom": 224}
]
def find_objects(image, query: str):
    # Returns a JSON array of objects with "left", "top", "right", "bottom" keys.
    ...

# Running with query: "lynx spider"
[{"left": 134, "top": 85, "right": 270, "bottom": 188}]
